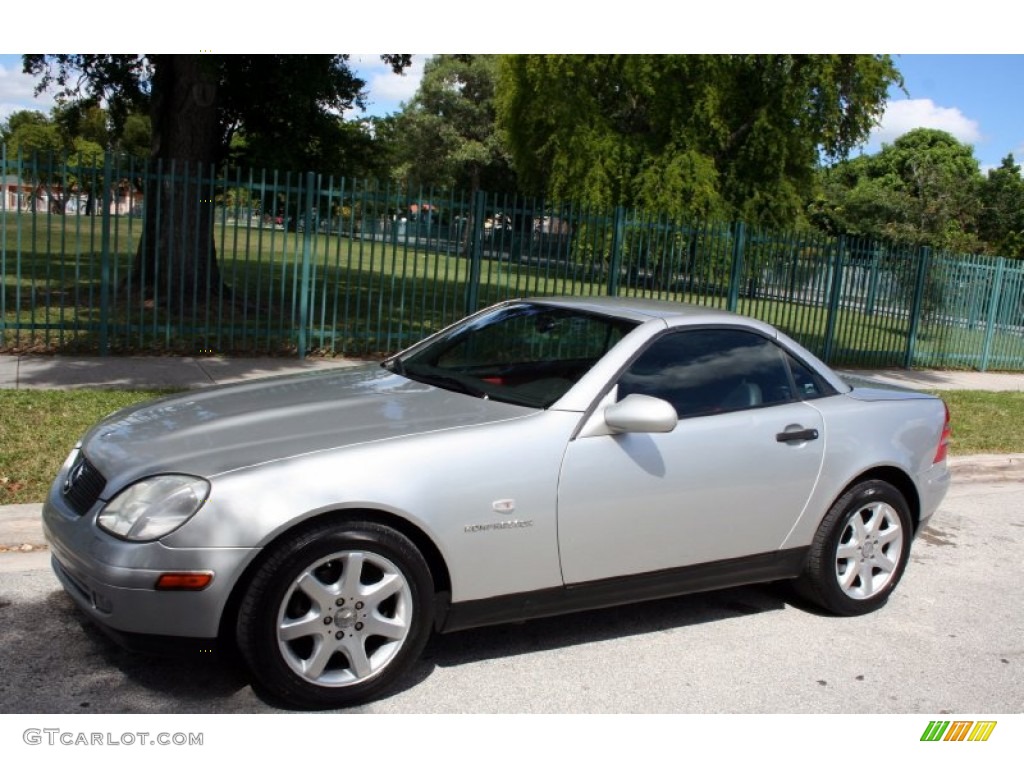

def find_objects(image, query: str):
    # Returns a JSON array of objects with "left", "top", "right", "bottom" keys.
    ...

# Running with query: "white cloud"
[
  {"left": 347, "top": 54, "right": 430, "bottom": 118},
  {"left": 0, "top": 59, "right": 56, "bottom": 123},
  {"left": 870, "top": 98, "right": 982, "bottom": 147}
]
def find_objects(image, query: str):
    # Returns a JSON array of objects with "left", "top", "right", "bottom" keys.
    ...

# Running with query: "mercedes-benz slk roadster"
[{"left": 44, "top": 297, "right": 951, "bottom": 708}]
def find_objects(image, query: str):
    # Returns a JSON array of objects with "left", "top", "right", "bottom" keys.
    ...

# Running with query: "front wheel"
[
  {"left": 795, "top": 479, "right": 913, "bottom": 616},
  {"left": 236, "top": 520, "right": 434, "bottom": 709}
]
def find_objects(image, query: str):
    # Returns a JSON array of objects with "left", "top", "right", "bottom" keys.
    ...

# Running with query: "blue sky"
[
  {"left": 3, "top": 54, "right": 1022, "bottom": 173},
  {"left": 863, "top": 55, "right": 1024, "bottom": 170}
]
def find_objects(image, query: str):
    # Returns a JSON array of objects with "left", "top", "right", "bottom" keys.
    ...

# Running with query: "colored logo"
[{"left": 921, "top": 721, "right": 997, "bottom": 742}]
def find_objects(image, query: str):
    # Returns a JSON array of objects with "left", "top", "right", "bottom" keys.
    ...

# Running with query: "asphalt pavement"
[{"left": 1, "top": 353, "right": 1022, "bottom": 550}]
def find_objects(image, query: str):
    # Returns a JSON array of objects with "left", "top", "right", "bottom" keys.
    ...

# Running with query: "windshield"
[{"left": 388, "top": 303, "right": 637, "bottom": 408}]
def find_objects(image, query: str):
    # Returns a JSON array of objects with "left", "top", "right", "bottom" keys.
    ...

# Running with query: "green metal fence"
[{"left": 2, "top": 149, "right": 1023, "bottom": 370}]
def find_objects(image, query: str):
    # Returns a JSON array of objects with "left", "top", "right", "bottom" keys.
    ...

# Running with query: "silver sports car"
[{"left": 43, "top": 297, "right": 952, "bottom": 708}]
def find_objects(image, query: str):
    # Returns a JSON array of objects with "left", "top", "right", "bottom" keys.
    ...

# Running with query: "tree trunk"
[{"left": 131, "top": 55, "right": 226, "bottom": 306}]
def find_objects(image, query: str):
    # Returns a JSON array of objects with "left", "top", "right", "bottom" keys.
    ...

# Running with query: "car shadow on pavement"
[
  {"left": 0, "top": 581, "right": 791, "bottom": 713},
  {"left": 0, "top": 588, "right": 256, "bottom": 713},
  {"left": 420, "top": 582, "right": 789, "bottom": 669}
]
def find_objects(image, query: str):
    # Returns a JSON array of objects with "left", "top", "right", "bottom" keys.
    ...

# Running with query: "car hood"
[{"left": 81, "top": 364, "right": 533, "bottom": 490}]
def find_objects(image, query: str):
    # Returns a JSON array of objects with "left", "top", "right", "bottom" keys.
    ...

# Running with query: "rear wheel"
[
  {"left": 236, "top": 521, "right": 433, "bottom": 709},
  {"left": 795, "top": 479, "right": 912, "bottom": 616}
]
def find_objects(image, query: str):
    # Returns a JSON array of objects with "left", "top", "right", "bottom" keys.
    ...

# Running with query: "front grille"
[{"left": 63, "top": 454, "right": 106, "bottom": 516}]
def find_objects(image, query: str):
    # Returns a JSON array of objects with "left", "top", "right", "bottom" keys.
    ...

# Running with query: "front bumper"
[{"left": 43, "top": 482, "right": 258, "bottom": 639}]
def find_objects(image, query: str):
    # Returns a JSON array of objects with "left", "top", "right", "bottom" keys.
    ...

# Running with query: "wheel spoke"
[
  {"left": 300, "top": 636, "right": 334, "bottom": 680},
  {"left": 340, "top": 635, "right": 373, "bottom": 679},
  {"left": 859, "top": 566, "right": 875, "bottom": 597},
  {"left": 279, "top": 612, "right": 322, "bottom": 642},
  {"left": 340, "top": 552, "right": 365, "bottom": 597},
  {"left": 364, "top": 612, "right": 409, "bottom": 641},
  {"left": 295, "top": 571, "right": 337, "bottom": 611},
  {"left": 836, "top": 542, "right": 859, "bottom": 560},
  {"left": 363, "top": 571, "right": 404, "bottom": 606},
  {"left": 840, "top": 559, "right": 862, "bottom": 591},
  {"left": 862, "top": 503, "right": 884, "bottom": 534},
  {"left": 875, "top": 551, "right": 899, "bottom": 574},
  {"left": 849, "top": 512, "right": 868, "bottom": 543},
  {"left": 878, "top": 525, "right": 902, "bottom": 546}
]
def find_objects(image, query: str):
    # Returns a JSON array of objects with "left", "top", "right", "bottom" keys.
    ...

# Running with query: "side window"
[
  {"left": 617, "top": 329, "right": 794, "bottom": 418},
  {"left": 786, "top": 353, "right": 835, "bottom": 400}
]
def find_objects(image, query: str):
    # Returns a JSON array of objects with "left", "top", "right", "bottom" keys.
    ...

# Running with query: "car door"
[{"left": 556, "top": 327, "right": 826, "bottom": 585}]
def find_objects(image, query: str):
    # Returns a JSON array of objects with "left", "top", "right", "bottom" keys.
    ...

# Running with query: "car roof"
[
  {"left": 526, "top": 295, "right": 776, "bottom": 332},
  {"left": 524, "top": 295, "right": 850, "bottom": 399}
]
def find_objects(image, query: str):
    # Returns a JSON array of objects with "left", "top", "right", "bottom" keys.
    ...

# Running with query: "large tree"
[
  {"left": 387, "top": 55, "right": 516, "bottom": 256},
  {"left": 2, "top": 109, "right": 63, "bottom": 157},
  {"left": 24, "top": 54, "right": 410, "bottom": 305},
  {"left": 814, "top": 128, "right": 985, "bottom": 252},
  {"left": 496, "top": 54, "right": 901, "bottom": 226},
  {"left": 391, "top": 55, "right": 515, "bottom": 195}
]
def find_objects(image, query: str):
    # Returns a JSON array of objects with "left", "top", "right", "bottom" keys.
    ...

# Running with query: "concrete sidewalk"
[
  {"left": 1, "top": 353, "right": 1022, "bottom": 552},
  {"left": 0, "top": 354, "right": 368, "bottom": 391},
  {"left": 0, "top": 353, "right": 1022, "bottom": 391}
]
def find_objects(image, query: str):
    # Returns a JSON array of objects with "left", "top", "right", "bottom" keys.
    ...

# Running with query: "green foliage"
[
  {"left": 1, "top": 107, "right": 108, "bottom": 214},
  {"left": 118, "top": 112, "right": 151, "bottom": 158},
  {"left": 3, "top": 101, "right": 151, "bottom": 167},
  {"left": 815, "top": 129, "right": 985, "bottom": 253},
  {"left": 24, "top": 55, "right": 151, "bottom": 126},
  {"left": 23, "top": 54, "right": 411, "bottom": 173},
  {"left": 5, "top": 119, "right": 63, "bottom": 157},
  {"left": 53, "top": 103, "right": 110, "bottom": 148},
  {"left": 497, "top": 54, "right": 900, "bottom": 226},
  {"left": 1, "top": 109, "right": 51, "bottom": 146},
  {"left": 978, "top": 154, "right": 1024, "bottom": 259},
  {"left": 390, "top": 55, "right": 514, "bottom": 194}
]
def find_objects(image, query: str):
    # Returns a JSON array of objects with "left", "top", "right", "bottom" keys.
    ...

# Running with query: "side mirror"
[{"left": 603, "top": 394, "right": 678, "bottom": 434}]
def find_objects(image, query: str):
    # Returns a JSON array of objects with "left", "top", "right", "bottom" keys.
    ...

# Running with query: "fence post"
[
  {"left": 464, "top": 189, "right": 485, "bottom": 315},
  {"left": 606, "top": 206, "right": 626, "bottom": 296},
  {"left": 865, "top": 246, "right": 879, "bottom": 317},
  {"left": 98, "top": 154, "right": 114, "bottom": 356},
  {"left": 979, "top": 257, "right": 1006, "bottom": 372},
  {"left": 904, "top": 246, "right": 931, "bottom": 368},
  {"left": 821, "top": 235, "right": 846, "bottom": 364},
  {"left": 727, "top": 221, "right": 746, "bottom": 312},
  {"left": 297, "top": 171, "right": 315, "bottom": 359}
]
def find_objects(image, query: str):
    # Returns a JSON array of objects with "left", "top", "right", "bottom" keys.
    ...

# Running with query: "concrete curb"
[
  {"left": 3, "top": 455, "right": 1021, "bottom": 552},
  {"left": 0, "top": 504, "right": 48, "bottom": 551},
  {"left": 946, "top": 453, "right": 1024, "bottom": 484}
]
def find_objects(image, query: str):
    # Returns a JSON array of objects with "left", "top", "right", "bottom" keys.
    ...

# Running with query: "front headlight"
[{"left": 97, "top": 475, "right": 210, "bottom": 541}]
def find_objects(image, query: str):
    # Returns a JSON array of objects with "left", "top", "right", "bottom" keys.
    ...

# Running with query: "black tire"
[
  {"left": 236, "top": 520, "right": 434, "bottom": 709},
  {"left": 795, "top": 479, "right": 913, "bottom": 616}
]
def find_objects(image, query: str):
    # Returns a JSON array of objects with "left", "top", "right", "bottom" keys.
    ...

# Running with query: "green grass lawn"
[
  {"left": 933, "top": 390, "right": 1024, "bottom": 455},
  {"left": 1, "top": 388, "right": 1020, "bottom": 506},
  {"left": 0, "top": 389, "right": 174, "bottom": 504}
]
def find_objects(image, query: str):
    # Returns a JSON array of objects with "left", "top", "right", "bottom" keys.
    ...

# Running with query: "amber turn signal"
[{"left": 154, "top": 572, "right": 214, "bottom": 590}]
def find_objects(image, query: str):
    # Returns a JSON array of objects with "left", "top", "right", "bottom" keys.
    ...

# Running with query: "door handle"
[{"left": 776, "top": 428, "right": 819, "bottom": 443}]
